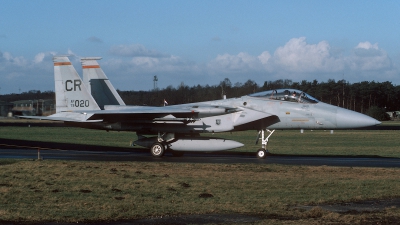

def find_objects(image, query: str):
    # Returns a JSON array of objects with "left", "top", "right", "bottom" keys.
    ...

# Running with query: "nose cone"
[{"left": 336, "top": 108, "right": 381, "bottom": 129}]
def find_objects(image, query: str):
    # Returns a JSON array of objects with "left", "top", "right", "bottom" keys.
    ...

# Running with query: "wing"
[
  {"left": 87, "top": 104, "right": 241, "bottom": 122},
  {"left": 21, "top": 103, "right": 277, "bottom": 132}
]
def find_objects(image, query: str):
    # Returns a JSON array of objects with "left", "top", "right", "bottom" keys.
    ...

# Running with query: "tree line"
[
  {"left": 2, "top": 78, "right": 399, "bottom": 116},
  {"left": 119, "top": 79, "right": 399, "bottom": 114},
  {"left": 0, "top": 90, "right": 54, "bottom": 103}
]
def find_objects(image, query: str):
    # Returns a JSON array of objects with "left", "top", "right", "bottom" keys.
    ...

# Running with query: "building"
[
  {"left": 0, "top": 101, "right": 13, "bottom": 117},
  {"left": 11, "top": 99, "right": 55, "bottom": 116},
  {"left": 386, "top": 111, "right": 400, "bottom": 120}
]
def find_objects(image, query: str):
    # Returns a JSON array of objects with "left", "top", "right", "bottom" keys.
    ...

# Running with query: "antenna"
[
  {"left": 342, "top": 72, "right": 345, "bottom": 108},
  {"left": 153, "top": 75, "right": 158, "bottom": 91}
]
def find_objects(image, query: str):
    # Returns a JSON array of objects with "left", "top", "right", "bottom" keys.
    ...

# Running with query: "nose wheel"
[
  {"left": 257, "top": 149, "right": 267, "bottom": 159},
  {"left": 256, "top": 129, "right": 275, "bottom": 159}
]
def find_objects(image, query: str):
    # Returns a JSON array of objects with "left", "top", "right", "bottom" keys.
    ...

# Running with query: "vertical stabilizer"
[
  {"left": 81, "top": 57, "right": 125, "bottom": 109},
  {"left": 53, "top": 56, "right": 100, "bottom": 113}
]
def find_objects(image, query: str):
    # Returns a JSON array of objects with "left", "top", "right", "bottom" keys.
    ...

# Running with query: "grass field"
[
  {"left": 1, "top": 160, "right": 400, "bottom": 224},
  {"left": 1, "top": 122, "right": 400, "bottom": 223}
]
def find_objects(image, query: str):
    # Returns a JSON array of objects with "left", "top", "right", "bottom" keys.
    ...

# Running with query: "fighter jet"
[{"left": 22, "top": 56, "right": 380, "bottom": 158}]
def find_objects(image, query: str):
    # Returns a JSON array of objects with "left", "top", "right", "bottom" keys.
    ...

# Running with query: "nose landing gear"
[{"left": 256, "top": 129, "right": 275, "bottom": 159}]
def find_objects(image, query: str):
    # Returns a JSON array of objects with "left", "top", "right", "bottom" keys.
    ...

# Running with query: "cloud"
[
  {"left": 271, "top": 37, "right": 344, "bottom": 73},
  {"left": 348, "top": 41, "right": 392, "bottom": 71},
  {"left": 1, "top": 38, "right": 399, "bottom": 94},
  {"left": 33, "top": 52, "right": 56, "bottom": 64},
  {"left": 109, "top": 44, "right": 167, "bottom": 58},
  {"left": 1, "top": 52, "right": 28, "bottom": 67},
  {"left": 105, "top": 44, "right": 201, "bottom": 83},
  {"left": 356, "top": 41, "right": 379, "bottom": 50},
  {"left": 207, "top": 37, "right": 345, "bottom": 75},
  {"left": 100, "top": 53, "right": 203, "bottom": 91},
  {"left": 107, "top": 44, "right": 202, "bottom": 85},
  {"left": 103, "top": 46, "right": 200, "bottom": 78},
  {"left": 0, "top": 51, "right": 58, "bottom": 71},
  {"left": 107, "top": 55, "right": 199, "bottom": 74},
  {"left": 258, "top": 51, "right": 272, "bottom": 65},
  {"left": 200, "top": 37, "right": 400, "bottom": 85},
  {"left": 33, "top": 53, "right": 45, "bottom": 64},
  {"left": 87, "top": 36, "right": 103, "bottom": 43},
  {"left": 207, "top": 52, "right": 263, "bottom": 73},
  {"left": 0, "top": 51, "right": 55, "bottom": 93}
]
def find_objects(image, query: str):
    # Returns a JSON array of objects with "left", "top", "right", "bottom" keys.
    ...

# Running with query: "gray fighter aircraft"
[{"left": 22, "top": 56, "right": 380, "bottom": 158}]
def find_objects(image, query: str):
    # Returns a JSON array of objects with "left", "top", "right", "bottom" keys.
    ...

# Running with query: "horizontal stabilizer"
[{"left": 20, "top": 113, "right": 103, "bottom": 123}]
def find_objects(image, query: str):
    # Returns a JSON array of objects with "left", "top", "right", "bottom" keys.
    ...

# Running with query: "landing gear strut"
[{"left": 256, "top": 129, "right": 275, "bottom": 159}]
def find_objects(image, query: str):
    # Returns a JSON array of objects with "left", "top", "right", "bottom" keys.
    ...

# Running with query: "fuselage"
[{"left": 76, "top": 89, "right": 380, "bottom": 134}]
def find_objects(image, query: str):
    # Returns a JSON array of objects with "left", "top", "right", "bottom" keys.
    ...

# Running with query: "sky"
[{"left": 1, "top": 0, "right": 400, "bottom": 94}]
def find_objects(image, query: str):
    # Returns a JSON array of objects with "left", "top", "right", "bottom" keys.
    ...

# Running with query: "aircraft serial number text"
[{"left": 70, "top": 100, "right": 90, "bottom": 107}]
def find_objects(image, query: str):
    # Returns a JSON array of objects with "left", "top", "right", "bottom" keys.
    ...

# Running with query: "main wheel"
[
  {"left": 257, "top": 149, "right": 267, "bottom": 159},
  {"left": 150, "top": 142, "right": 165, "bottom": 157}
]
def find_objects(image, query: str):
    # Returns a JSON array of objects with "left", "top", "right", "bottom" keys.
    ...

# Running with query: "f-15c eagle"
[{"left": 22, "top": 56, "right": 380, "bottom": 158}]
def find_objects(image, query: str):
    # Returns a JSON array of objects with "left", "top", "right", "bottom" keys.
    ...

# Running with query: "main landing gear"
[
  {"left": 256, "top": 129, "right": 275, "bottom": 159},
  {"left": 149, "top": 132, "right": 170, "bottom": 157},
  {"left": 150, "top": 142, "right": 165, "bottom": 157},
  {"left": 150, "top": 142, "right": 185, "bottom": 157},
  {"left": 149, "top": 132, "right": 185, "bottom": 157}
]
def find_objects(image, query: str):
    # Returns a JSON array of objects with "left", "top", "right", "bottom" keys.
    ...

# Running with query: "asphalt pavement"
[{"left": 1, "top": 147, "right": 400, "bottom": 168}]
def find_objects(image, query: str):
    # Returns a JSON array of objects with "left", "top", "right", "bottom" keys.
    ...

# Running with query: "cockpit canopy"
[{"left": 248, "top": 89, "right": 319, "bottom": 104}]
